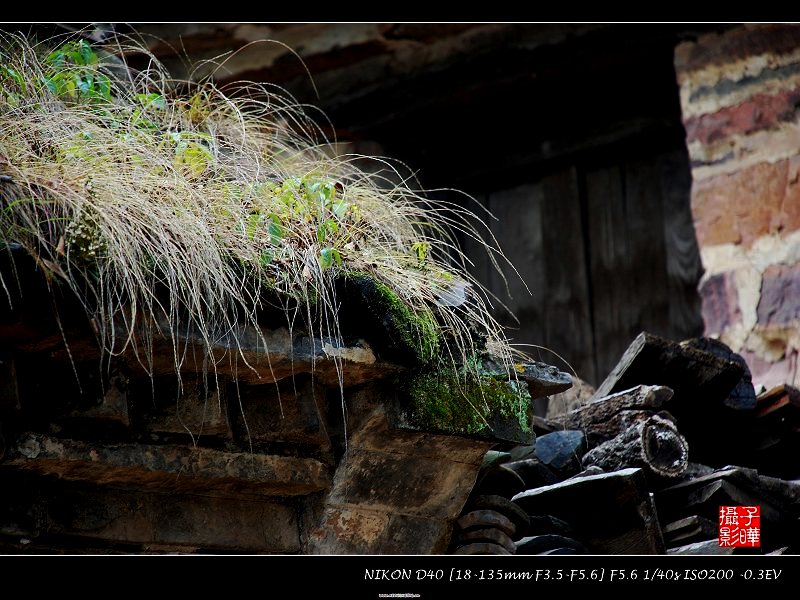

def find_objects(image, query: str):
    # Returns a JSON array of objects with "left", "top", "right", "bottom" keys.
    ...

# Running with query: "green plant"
[
  {"left": 0, "top": 32, "right": 524, "bottom": 406},
  {"left": 43, "top": 39, "right": 112, "bottom": 104}
]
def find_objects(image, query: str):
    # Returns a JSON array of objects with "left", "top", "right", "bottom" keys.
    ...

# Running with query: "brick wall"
[{"left": 675, "top": 24, "right": 800, "bottom": 390}]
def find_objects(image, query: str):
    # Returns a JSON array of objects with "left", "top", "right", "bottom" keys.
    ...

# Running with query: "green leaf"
[
  {"left": 259, "top": 251, "right": 273, "bottom": 266},
  {"left": 307, "top": 181, "right": 321, "bottom": 195},
  {"left": 78, "top": 41, "right": 96, "bottom": 65},
  {"left": 78, "top": 77, "right": 91, "bottom": 97},
  {"left": 246, "top": 213, "right": 262, "bottom": 240},
  {"left": 332, "top": 200, "right": 349, "bottom": 219},
  {"left": 268, "top": 216, "right": 284, "bottom": 244},
  {"left": 412, "top": 241, "right": 430, "bottom": 262},
  {"left": 319, "top": 247, "right": 333, "bottom": 270},
  {"left": 319, "top": 247, "right": 342, "bottom": 271},
  {"left": 137, "top": 93, "right": 165, "bottom": 109},
  {"left": 97, "top": 75, "right": 111, "bottom": 100},
  {"left": 46, "top": 49, "right": 66, "bottom": 69},
  {"left": 181, "top": 144, "right": 212, "bottom": 176},
  {"left": 42, "top": 77, "right": 57, "bottom": 94}
]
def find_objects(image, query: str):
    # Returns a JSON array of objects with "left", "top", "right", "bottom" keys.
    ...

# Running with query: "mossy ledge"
[
  {"left": 404, "top": 366, "right": 533, "bottom": 442},
  {"left": 340, "top": 273, "right": 440, "bottom": 366}
]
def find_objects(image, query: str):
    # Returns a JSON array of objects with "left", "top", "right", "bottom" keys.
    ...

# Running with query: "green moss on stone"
[
  {"left": 407, "top": 367, "right": 532, "bottom": 436},
  {"left": 345, "top": 272, "right": 440, "bottom": 365}
]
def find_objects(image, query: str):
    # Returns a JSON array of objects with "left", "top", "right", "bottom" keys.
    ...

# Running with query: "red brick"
[
  {"left": 780, "top": 156, "right": 800, "bottom": 235},
  {"left": 676, "top": 24, "right": 800, "bottom": 73},
  {"left": 692, "top": 161, "right": 787, "bottom": 248},
  {"left": 684, "top": 89, "right": 800, "bottom": 146}
]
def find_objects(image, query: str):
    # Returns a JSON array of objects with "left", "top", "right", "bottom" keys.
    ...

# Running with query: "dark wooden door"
[{"left": 465, "top": 146, "right": 704, "bottom": 386}]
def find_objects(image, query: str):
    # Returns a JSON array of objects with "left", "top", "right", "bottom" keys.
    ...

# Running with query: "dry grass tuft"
[{"left": 0, "top": 32, "right": 523, "bottom": 390}]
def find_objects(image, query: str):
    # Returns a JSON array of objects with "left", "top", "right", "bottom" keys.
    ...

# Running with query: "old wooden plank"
[
  {"left": 132, "top": 319, "right": 403, "bottom": 387},
  {"left": 324, "top": 445, "right": 488, "bottom": 519},
  {"left": 0, "top": 472, "right": 302, "bottom": 552},
  {"left": 757, "top": 395, "right": 791, "bottom": 418},
  {"left": 657, "top": 148, "right": 705, "bottom": 342},
  {"left": 485, "top": 184, "right": 545, "bottom": 356},
  {"left": 45, "top": 485, "right": 301, "bottom": 552},
  {"left": 757, "top": 384, "right": 800, "bottom": 416},
  {"left": 585, "top": 162, "right": 633, "bottom": 384},
  {"left": 540, "top": 168, "right": 596, "bottom": 384},
  {"left": 624, "top": 156, "right": 672, "bottom": 337}
]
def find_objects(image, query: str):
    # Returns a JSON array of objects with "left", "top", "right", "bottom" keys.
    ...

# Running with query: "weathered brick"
[
  {"left": 692, "top": 160, "right": 787, "bottom": 247},
  {"left": 781, "top": 156, "right": 800, "bottom": 235},
  {"left": 684, "top": 89, "right": 800, "bottom": 146},
  {"left": 739, "top": 348, "right": 799, "bottom": 390},
  {"left": 698, "top": 272, "right": 742, "bottom": 335},
  {"left": 676, "top": 24, "right": 800, "bottom": 74},
  {"left": 757, "top": 262, "right": 800, "bottom": 326}
]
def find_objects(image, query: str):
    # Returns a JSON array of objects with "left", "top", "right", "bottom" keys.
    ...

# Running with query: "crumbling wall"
[{"left": 676, "top": 23, "right": 800, "bottom": 390}]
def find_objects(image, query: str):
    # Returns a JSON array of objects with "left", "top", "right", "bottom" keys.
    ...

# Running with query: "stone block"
[
  {"left": 143, "top": 376, "right": 228, "bottom": 439},
  {"left": 325, "top": 446, "right": 478, "bottom": 519},
  {"left": 5, "top": 432, "right": 330, "bottom": 497},
  {"left": 758, "top": 262, "right": 800, "bottom": 326},
  {"left": 699, "top": 271, "right": 742, "bottom": 336},
  {"left": 229, "top": 376, "right": 329, "bottom": 449},
  {"left": 308, "top": 506, "right": 391, "bottom": 554},
  {"left": 1, "top": 475, "right": 301, "bottom": 552}
]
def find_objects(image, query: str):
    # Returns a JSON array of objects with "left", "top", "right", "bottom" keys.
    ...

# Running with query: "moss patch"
[
  {"left": 406, "top": 367, "right": 532, "bottom": 437},
  {"left": 343, "top": 273, "right": 440, "bottom": 366}
]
